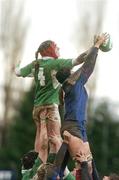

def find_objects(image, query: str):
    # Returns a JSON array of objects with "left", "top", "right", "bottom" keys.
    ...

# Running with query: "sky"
[
  {"left": 22, "top": 0, "right": 119, "bottom": 103},
  {"left": 0, "top": 0, "right": 119, "bottom": 117},
  {"left": 96, "top": 0, "right": 119, "bottom": 102}
]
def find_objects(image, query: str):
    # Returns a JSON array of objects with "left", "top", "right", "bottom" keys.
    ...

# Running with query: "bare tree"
[
  {"left": 0, "top": 0, "right": 29, "bottom": 146},
  {"left": 72, "top": 0, "right": 110, "bottom": 169},
  {"left": 72, "top": 0, "right": 107, "bottom": 113}
]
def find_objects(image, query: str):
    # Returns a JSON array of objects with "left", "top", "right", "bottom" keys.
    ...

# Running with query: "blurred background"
[{"left": 0, "top": 0, "right": 119, "bottom": 179}]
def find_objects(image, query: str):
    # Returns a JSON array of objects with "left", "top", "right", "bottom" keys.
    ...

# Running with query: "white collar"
[
  {"left": 42, "top": 56, "right": 55, "bottom": 60},
  {"left": 22, "top": 169, "right": 32, "bottom": 174}
]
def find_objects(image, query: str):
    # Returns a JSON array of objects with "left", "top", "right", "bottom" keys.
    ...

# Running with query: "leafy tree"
[
  {"left": 88, "top": 101, "right": 119, "bottom": 177},
  {"left": 0, "top": 86, "right": 35, "bottom": 179},
  {"left": 0, "top": 87, "right": 119, "bottom": 179},
  {"left": 0, "top": 0, "right": 28, "bottom": 146}
]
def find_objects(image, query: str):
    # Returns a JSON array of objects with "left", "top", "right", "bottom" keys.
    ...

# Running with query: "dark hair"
[
  {"left": 21, "top": 150, "right": 38, "bottom": 169},
  {"left": 56, "top": 68, "right": 71, "bottom": 84},
  {"left": 109, "top": 173, "right": 119, "bottom": 180},
  {"left": 35, "top": 40, "right": 54, "bottom": 59}
]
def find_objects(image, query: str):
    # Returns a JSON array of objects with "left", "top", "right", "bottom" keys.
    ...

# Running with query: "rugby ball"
[{"left": 100, "top": 34, "right": 113, "bottom": 52}]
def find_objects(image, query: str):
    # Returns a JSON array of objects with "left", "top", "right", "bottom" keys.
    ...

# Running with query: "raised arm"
[
  {"left": 14, "top": 60, "right": 34, "bottom": 77},
  {"left": 72, "top": 50, "right": 89, "bottom": 66},
  {"left": 66, "top": 33, "right": 108, "bottom": 85},
  {"left": 75, "top": 152, "right": 92, "bottom": 180},
  {"left": 81, "top": 33, "right": 108, "bottom": 81}
]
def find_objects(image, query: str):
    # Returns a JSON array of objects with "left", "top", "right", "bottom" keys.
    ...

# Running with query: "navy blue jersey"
[
  {"left": 64, "top": 74, "right": 88, "bottom": 125},
  {"left": 62, "top": 47, "right": 98, "bottom": 141}
]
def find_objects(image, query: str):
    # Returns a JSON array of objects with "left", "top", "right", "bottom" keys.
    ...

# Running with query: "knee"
[{"left": 63, "top": 130, "right": 71, "bottom": 144}]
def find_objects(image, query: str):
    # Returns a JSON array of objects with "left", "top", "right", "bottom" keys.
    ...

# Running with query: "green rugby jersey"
[
  {"left": 21, "top": 157, "right": 42, "bottom": 180},
  {"left": 20, "top": 58, "right": 73, "bottom": 106},
  {"left": 64, "top": 172, "right": 75, "bottom": 180},
  {"left": 21, "top": 169, "right": 32, "bottom": 180}
]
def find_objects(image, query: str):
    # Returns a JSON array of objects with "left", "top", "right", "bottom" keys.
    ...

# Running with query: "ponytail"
[
  {"left": 34, "top": 50, "right": 39, "bottom": 71},
  {"left": 35, "top": 51, "right": 38, "bottom": 60}
]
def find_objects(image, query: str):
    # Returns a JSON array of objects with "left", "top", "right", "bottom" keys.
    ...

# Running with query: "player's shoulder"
[
  {"left": 57, "top": 58, "right": 72, "bottom": 61},
  {"left": 52, "top": 58, "right": 72, "bottom": 66},
  {"left": 62, "top": 81, "right": 73, "bottom": 93}
]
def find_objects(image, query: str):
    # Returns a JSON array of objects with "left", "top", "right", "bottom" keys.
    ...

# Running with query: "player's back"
[
  {"left": 64, "top": 79, "right": 88, "bottom": 123},
  {"left": 33, "top": 58, "right": 61, "bottom": 106},
  {"left": 33, "top": 57, "right": 73, "bottom": 106}
]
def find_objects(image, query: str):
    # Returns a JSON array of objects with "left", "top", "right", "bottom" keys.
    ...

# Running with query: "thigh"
[
  {"left": 63, "top": 131, "right": 85, "bottom": 159},
  {"left": 33, "top": 106, "right": 47, "bottom": 122},
  {"left": 47, "top": 105, "right": 61, "bottom": 137},
  {"left": 33, "top": 106, "right": 48, "bottom": 137}
]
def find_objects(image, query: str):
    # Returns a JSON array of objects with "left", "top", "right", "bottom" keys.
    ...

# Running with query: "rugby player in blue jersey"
[{"left": 55, "top": 33, "right": 109, "bottom": 179}]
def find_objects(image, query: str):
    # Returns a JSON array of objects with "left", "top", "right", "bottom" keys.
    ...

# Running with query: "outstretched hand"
[
  {"left": 12, "top": 60, "right": 21, "bottom": 71},
  {"left": 75, "top": 152, "right": 87, "bottom": 163},
  {"left": 94, "top": 32, "right": 109, "bottom": 48}
]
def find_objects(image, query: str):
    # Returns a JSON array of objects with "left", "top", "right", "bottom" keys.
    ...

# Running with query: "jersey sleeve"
[
  {"left": 64, "top": 47, "right": 98, "bottom": 86},
  {"left": 20, "top": 62, "right": 34, "bottom": 77},
  {"left": 52, "top": 59, "right": 73, "bottom": 71},
  {"left": 79, "top": 47, "right": 98, "bottom": 84},
  {"left": 63, "top": 172, "right": 75, "bottom": 180}
]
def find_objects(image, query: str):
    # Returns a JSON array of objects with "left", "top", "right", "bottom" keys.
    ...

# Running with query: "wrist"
[{"left": 94, "top": 44, "right": 100, "bottom": 48}]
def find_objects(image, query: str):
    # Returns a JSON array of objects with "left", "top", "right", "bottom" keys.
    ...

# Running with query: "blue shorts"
[{"left": 61, "top": 120, "right": 88, "bottom": 142}]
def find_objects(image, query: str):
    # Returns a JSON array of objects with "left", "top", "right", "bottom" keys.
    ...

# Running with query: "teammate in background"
[
  {"left": 21, "top": 150, "right": 119, "bottom": 180},
  {"left": 21, "top": 150, "right": 39, "bottom": 180},
  {"left": 15, "top": 40, "right": 89, "bottom": 164}
]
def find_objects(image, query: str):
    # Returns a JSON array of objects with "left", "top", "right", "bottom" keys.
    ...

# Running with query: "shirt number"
[
  {"left": 38, "top": 67, "right": 45, "bottom": 86},
  {"left": 38, "top": 68, "right": 59, "bottom": 89}
]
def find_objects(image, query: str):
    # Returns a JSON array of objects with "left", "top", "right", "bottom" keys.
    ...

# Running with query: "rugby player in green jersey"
[{"left": 15, "top": 40, "right": 88, "bottom": 165}]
